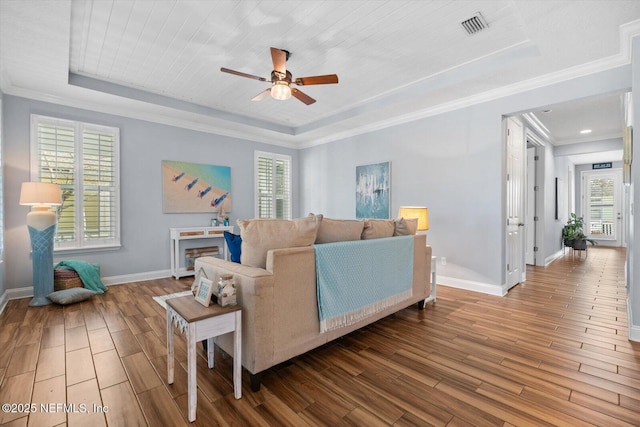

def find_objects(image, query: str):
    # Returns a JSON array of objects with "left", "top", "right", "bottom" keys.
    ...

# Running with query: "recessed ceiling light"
[{"left": 580, "top": 129, "right": 592, "bottom": 134}]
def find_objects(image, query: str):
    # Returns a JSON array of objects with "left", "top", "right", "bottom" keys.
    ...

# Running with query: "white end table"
[
  {"left": 166, "top": 296, "right": 242, "bottom": 422},
  {"left": 424, "top": 255, "right": 437, "bottom": 304}
]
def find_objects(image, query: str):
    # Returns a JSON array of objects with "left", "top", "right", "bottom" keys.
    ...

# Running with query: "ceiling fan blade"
[
  {"left": 252, "top": 88, "right": 271, "bottom": 101},
  {"left": 270, "top": 47, "right": 287, "bottom": 75},
  {"left": 291, "top": 88, "right": 316, "bottom": 105},
  {"left": 221, "top": 67, "right": 268, "bottom": 82},
  {"left": 294, "top": 74, "right": 339, "bottom": 86}
]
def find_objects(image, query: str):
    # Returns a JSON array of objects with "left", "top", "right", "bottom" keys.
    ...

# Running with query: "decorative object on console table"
[
  {"left": 397, "top": 206, "right": 429, "bottom": 235},
  {"left": 356, "top": 161, "right": 391, "bottom": 219},
  {"left": 20, "top": 182, "right": 62, "bottom": 306}
]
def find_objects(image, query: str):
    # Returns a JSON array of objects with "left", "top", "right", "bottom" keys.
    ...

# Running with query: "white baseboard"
[
  {"left": 545, "top": 249, "right": 565, "bottom": 266},
  {"left": 0, "top": 269, "right": 174, "bottom": 316},
  {"left": 437, "top": 275, "right": 505, "bottom": 296},
  {"left": 102, "top": 269, "right": 172, "bottom": 286},
  {"left": 628, "top": 298, "right": 640, "bottom": 342}
]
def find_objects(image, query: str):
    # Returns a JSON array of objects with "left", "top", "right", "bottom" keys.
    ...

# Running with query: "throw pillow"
[
  {"left": 361, "top": 219, "right": 395, "bottom": 239},
  {"left": 315, "top": 217, "right": 365, "bottom": 243},
  {"left": 48, "top": 288, "right": 96, "bottom": 305},
  {"left": 224, "top": 231, "right": 242, "bottom": 263},
  {"left": 238, "top": 216, "right": 320, "bottom": 268},
  {"left": 394, "top": 218, "right": 418, "bottom": 236}
]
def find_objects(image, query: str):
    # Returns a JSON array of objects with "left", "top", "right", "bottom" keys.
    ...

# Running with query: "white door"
[
  {"left": 506, "top": 117, "right": 525, "bottom": 288},
  {"left": 583, "top": 169, "right": 623, "bottom": 246},
  {"left": 526, "top": 147, "right": 536, "bottom": 265}
]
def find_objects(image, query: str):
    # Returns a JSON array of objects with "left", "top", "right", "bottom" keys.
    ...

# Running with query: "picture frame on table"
[{"left": 194, "top": 277, "right": 214, "bottom": 307}]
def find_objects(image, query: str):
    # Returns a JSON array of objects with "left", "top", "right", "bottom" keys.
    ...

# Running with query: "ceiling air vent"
[{"left": 461, "top": 13, "right": 488, "bottom": 35}]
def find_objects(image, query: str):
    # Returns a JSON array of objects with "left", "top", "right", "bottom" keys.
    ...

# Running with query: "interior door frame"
[{"left": 505, "top": 116, "right": 526, "bottom": 290}]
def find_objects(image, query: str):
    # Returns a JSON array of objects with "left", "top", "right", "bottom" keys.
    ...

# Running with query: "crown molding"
[
  {"left": 5, "top": 19, "right": 640, "bottom": 151},
  {"left": 2, "top": 84, "right": 301, "bottom": 149}
]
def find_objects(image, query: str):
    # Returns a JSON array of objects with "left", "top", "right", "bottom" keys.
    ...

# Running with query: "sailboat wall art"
[
  {"left": 162, "top": 160, "right": 232, "bottom": 214},
  {"left": 356, "top": 161, "right": 390, "bottom": 219}
]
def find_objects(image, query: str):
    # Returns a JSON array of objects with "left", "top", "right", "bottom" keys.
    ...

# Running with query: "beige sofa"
[{"left": 194, "top": 216, "right": 432, "bottom": 390}]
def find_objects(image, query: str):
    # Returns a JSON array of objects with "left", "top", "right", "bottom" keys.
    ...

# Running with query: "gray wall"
[
  {"left": 630, "top": 37, "right": 640, "bottom": 340},
  {"left": 0, "top": 92, "right": 4, "bottom": 299},
  {"left": 3, "top": 95, "right": 298, "bottom": 290},
  {"left": 299, "top": 65, "right": 632, "bottom": 296}
]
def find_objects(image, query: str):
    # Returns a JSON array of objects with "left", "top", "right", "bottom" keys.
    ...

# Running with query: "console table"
[
  {"left": 166, "top": 296, "right": 242, "bottom": 422},
  {"left": 170, "top": 226, "right": 234, "bottom": 279}
]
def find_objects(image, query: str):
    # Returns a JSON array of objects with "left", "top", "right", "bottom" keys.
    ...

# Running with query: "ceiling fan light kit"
[
  {"left": 271, "top": 82, "right": 291, "bottom": 100},
  {"left": 221, "top": 47, "right": 338, "bottom": 105}
]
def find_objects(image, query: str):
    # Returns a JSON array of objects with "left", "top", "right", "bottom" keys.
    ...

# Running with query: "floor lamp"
[{"left": 20, "top": 182, "right": 62, "bottom": 306}]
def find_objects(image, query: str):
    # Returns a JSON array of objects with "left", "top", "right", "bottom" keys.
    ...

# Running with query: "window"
[
  {"left": 31, "top": 115, "right": 120, "bottom": 250},
  {"left": 255, "top": 151, "right": 291, "bottom": 219}
]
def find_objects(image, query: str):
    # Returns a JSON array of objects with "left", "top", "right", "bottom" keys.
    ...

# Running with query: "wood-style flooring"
[{"left": 0, "top": 246, "right": 639, "bottom": 426}]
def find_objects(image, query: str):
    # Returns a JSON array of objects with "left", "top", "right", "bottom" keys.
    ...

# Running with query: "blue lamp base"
[{"left": 28, "top": 224, "right": 56, "bottom": 306}]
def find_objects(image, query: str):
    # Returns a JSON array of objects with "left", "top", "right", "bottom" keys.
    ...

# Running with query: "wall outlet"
[{"left": 441, "top": 257, "right": 447, "bottom": 265}]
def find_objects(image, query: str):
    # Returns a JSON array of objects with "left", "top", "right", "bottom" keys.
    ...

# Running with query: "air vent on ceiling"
[{"left": 461, "top": 13, "right": 488, "bottom": 35}]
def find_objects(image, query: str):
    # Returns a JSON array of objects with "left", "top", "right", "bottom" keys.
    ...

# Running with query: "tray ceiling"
[{"left": 2, "top": 0, "right": 640, "bottom": 147}]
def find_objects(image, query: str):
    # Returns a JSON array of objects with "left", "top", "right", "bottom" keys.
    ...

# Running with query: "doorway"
[{"left": 581, "top": 169, "right": 623, "bottom": 246}]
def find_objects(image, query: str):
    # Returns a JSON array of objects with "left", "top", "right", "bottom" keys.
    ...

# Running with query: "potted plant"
[{"left": 562, "top": 213, "right": 597, "bottom": 250}]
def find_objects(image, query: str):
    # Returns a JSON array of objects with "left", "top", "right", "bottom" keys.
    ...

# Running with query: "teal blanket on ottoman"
[
  {"left": 54, "top": 260, "right": 107, "bottom": 294},
  {"left": 314, "top": 235, "right": 414, "bottom": 333}
]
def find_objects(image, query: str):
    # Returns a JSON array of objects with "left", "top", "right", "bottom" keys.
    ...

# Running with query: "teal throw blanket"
[
  {"left": 55, "top": 260, "right": 107, "bottom": 294},
  {"left": 314, "top": 235, "right": 414, "bottom": 333}
]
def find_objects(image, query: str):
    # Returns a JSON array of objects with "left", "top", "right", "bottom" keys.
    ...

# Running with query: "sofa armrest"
[{"left": 194, "top": 256, "right": 275, "bottom": 373}]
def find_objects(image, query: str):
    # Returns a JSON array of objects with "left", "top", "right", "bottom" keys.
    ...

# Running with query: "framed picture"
[
  {"left": 162, "top": 160, "right": 232, "bottom": 214},
  {"left": 194, "top": 277, "right": 214, "bottom": 307},
  {"left": 356, "top": 161, "right": 391, "bottom": 219}
]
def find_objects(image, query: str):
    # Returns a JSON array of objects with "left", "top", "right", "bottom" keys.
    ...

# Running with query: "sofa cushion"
[
  {"left": 361, "top": 219, "right": 395, "bottom": 239},
  {"left": 238, "top": 216, "right": 320, "bottom": 268},
  {"left": 394, "top": 218, "right": 418, "bottom": 236},
  {"left": 224, "top": 231, "right": 242, "bottom": 263},
  {"left": 315, "top": 217, "right": 364, "bottom": 244}
]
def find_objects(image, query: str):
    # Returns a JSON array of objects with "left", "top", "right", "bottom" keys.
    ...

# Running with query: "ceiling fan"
[{"left": 220, "top": 47, "right": 338, "bottom": 105}]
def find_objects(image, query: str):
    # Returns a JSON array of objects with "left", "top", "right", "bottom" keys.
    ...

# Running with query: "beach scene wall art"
[
  {"left": 356, "top": 161, "right": 390, "bottom": 219},
  {"left": 162, "top": 160, "right": 231, "bottom": 214}
]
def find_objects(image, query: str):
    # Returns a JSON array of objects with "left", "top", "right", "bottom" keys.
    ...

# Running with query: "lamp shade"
[
  {"left": 19, "top": 182, "right": 62, "bottom": 206},
  {"left": 398, "top": 206, "right": 428, "bottom": 231}
]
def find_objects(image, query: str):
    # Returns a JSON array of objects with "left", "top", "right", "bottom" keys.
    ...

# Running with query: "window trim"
[
  {"left": 30, "top": 114, "right": 121, "bottom": 251},
  {"left": 254, "top": 151, "right": 292, "bottom": 220}
]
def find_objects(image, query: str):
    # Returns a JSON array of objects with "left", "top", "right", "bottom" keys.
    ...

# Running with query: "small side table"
[
  {"left": 166, "top": 296, "right": 242, "bottom": 422},
  {"left": 424, "top": 255, "right": 437, "bottom": 304}
]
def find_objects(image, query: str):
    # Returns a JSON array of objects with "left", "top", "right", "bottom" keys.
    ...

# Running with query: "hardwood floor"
[{"left": 1, "top": 246, "right": 639, "bottom": 426}]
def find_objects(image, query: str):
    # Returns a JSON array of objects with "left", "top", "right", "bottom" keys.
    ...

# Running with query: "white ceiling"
[{"left": 2, "top": 0, "right": 640, "bottom": 149}]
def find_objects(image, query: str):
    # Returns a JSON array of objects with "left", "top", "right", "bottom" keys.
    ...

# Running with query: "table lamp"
[
  {"left": 397, "top": 206, "right": 429, "bottom": 234},
  {"left": 20, "top": 182, "right": 62, "bottom": 306}
]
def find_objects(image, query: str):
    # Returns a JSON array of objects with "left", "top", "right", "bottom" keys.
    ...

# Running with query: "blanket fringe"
[{"left": 320, "top": 289, "right": 412, "bottom": 333}]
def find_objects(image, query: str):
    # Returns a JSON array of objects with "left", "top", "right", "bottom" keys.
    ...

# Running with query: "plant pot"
[
  {"left": 572, "top": 239, "right": 587, "bottom": 250},
  {"left": 564, "top": 239, "right": 574, "bottom": 248}
]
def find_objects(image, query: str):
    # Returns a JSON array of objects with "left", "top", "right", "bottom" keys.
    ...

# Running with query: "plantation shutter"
[
  {"left": 255, "top": 152, "right": 291, "bottom": 219},
  {"left": 31, "top": 115, "right": 120, "bottom": 249},
  {"left": 82, "top": 129, "right": 117, "bottom": 242}
]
